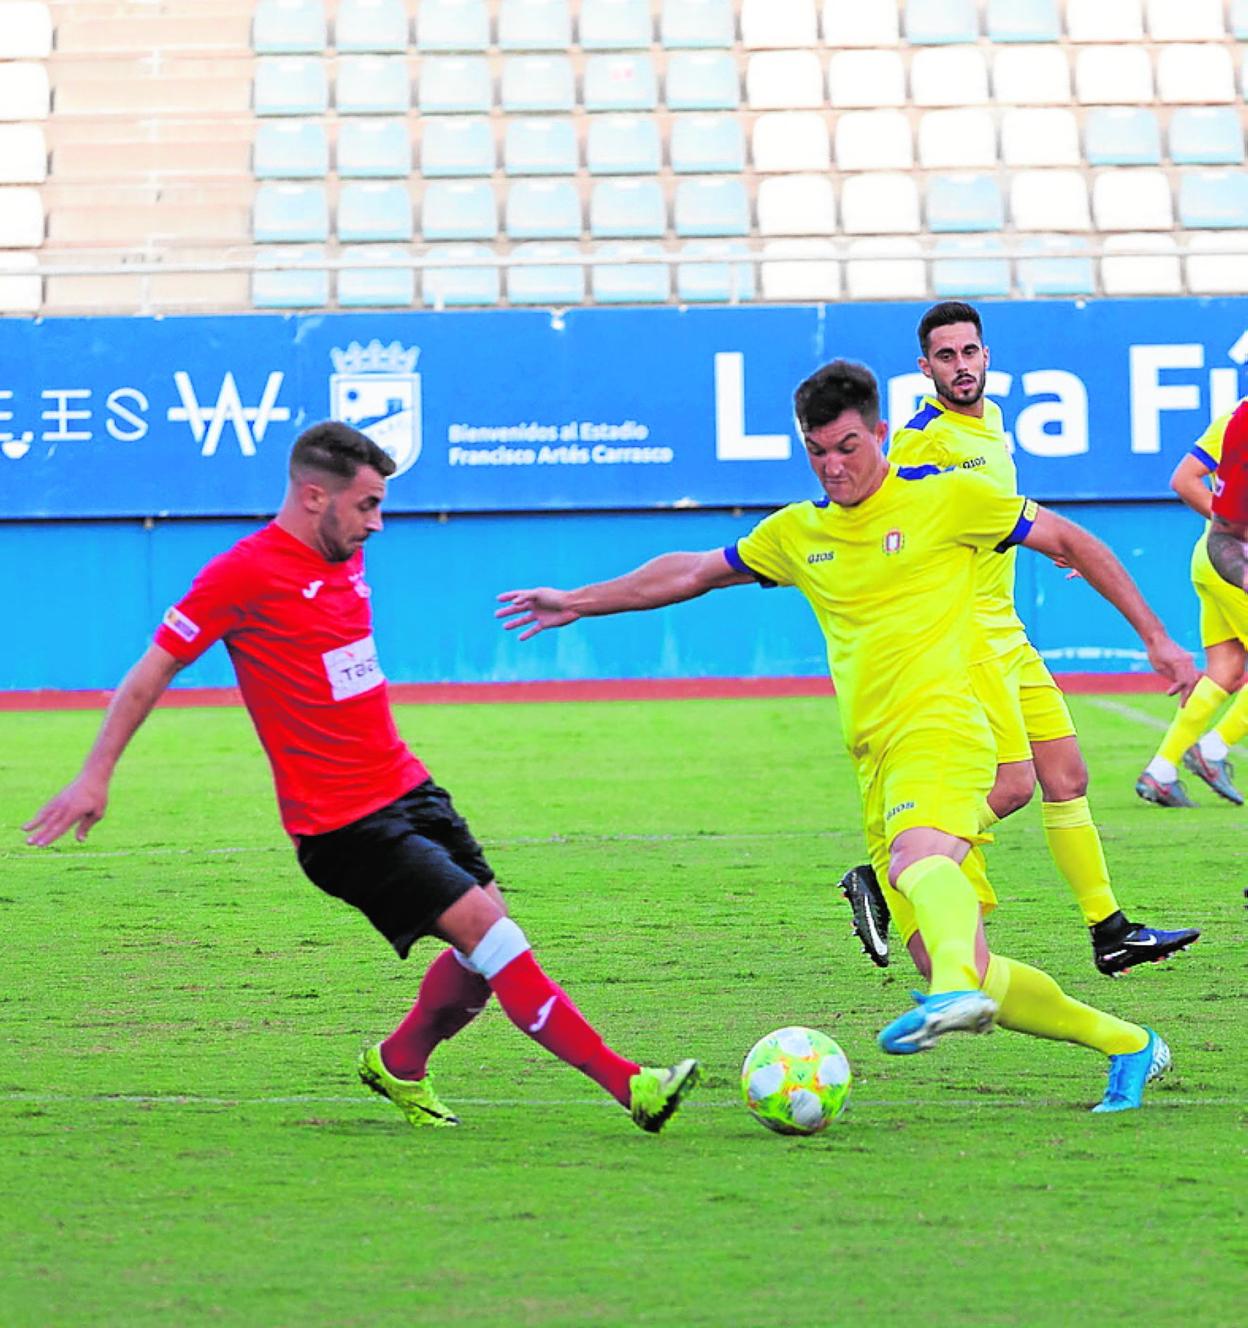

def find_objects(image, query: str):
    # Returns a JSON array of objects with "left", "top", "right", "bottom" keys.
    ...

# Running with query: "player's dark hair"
[
  {"left": 793, "top": 360, "right": 881, "bottom": 433},
  {"left": 289, "top": 420, "right": 396, "bottom": 483},
  {"left": 917, "top": 301, "right": 983, "bottom": 353}
]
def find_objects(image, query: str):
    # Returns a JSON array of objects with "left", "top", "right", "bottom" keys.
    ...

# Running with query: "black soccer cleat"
[
  {"left": 838, "top": 863, "right": 891, "bottom": 968},
  {"left": 1090, "top": 910, "right": 1201, "bottom": 977}
]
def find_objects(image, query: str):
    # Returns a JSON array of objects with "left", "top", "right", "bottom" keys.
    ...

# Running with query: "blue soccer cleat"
[
  {"left": 877, "top": 989, "right": 997, "bottom": 1055},
  {"left": 1182, "top": 745, "right": 1244, "bottom": 806},
  {"left": 1091, "top": 911, "right": 1201, "bottom": 977},
  {"left": 1092, "top": 1028, "right": 1171, "bottom": 1113}
]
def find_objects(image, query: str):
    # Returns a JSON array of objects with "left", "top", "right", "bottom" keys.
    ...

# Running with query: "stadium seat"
[
  {"left": 1156, "top": 46, "right": 1235, "bottom": 104},
  {"left": 340, "top": 118, "right": 412, "bottom": 177},
  {"left": 754, "top": 111, "right": 832, "bottom": 172},
  {"left": 498, "top": 0, "right": 571, "bottom": 51},
  {"left": 416, "top": 0, "right": 489, "bottom": 51},
  {"left": 254, "top": 182, "right": 329, "bottom": 242},
  {"left": 844, "top": 238, "right": 926, "bottom": 300},
  {"left": 841, "top": 173, "right": 920, "bottom": 234},
  {"left": 580, "top": 0, "right": 652, "bottom": 50},
  {"left": 421, "top": 180, "right": 499, "bottom": 239},
  {"left": 0, "top": 63, "right": 48, "bottom": 121},
  {"left": 252, "top": 246, "right": 330, "bottom": 308},
  {"left": 746, "top": 51, "right": 824, "bottom": 109},
  {"left": 505, "top": 178, "right": 582, "bottom": 238},
  {"left": 1092, "top": 169, "right": 1173, "bottom": 230},
  {"left": 583, "top": 54, "right": 659, "bottom": 112},
  {"left": 590, "top": 241, "right": 670, "bottom": 302},
  {"left": 1074, "top": 47, "right": 1153, "bottom": 104},
  {"left": 759, "top": 238, "right": 840, "bottom": 300},
  {"left": 931, "top": 236, "right": 1011, "bottom": 297},
  {"left": 1015, "top": 235, "right": 1095, "bottom": 296},
  {"left": 590, "top": 178, "right": 666, "bottom": 237},
  {"left": 586, "top": 116, "right": 662, "bottom": 174},
  {"left": 500, "top": 55, "right": 575, "bottom": 111},
  {"left": 338, "top": 245, "right": 416, "bottom": 306},
  {"left": 757, "top": 174, "right": 836, "bottom": 235},
  {"left": 253, "top": 0, "right": 327, "bottom": 54},
  {"left": 991, "top": 46, "right": 1070, "bottom": 103},
  {"left": 822, "top": 1, "right": 899, "bottom": 46},
  {"left": 339, "top": 180, "right": 413, "bottom": 241},
  {"left": 1169, "top": 108, "right": 1244, "bottom": 166},
  {"left": 1185, "top": 232, "right": 1248, "bottom": 294},
  {"left": 741, "top": 0, "right": 819, "bottom": 49},
  {"left": 1066, "top": 0, "right": 1144, "bottom": 41},
  {"left": 827, "top": 50, "right": 906, "bottom": 108},
  {"left": 417, "top": 117, "right": 492, "bottom": 177},
  {"left": 669, "top": 115, "right": 745, "bottom": 173},
  {"left": 0, "top": 186, "right": 43, "bottom": 246},
  {"left": 423, "top": 243, "right": 501, "bottom": 306},
  {"left": 421, "top": 56, "right": 493, "bottom": 112},
  {"left": 1179, "top": 170, "right": 1248, "bottom": 228},
  {"left": 917, "top": 109, "right": 996, "bottom": 169},
  {"left": 504, "top": 118, "right": 578, "bottom": 174},
  {"left": 507, "top": 241, "right": 585, "bottom": 305},
  {"left": 0, "top": 3, "right": 52, "bottom": 58},
  {"left": 0, "top": 251, "right": 40, "bottom": 314},
  {"left": 0, "top": 123, "right": 46, "bottom": 184},
  {"left": 1001, "top": 108, "right": 1081, "bottom": 167},
  {"left": 1146, "top": 0, "right": 1224, "bottom": 40},
  {"left": 926, "top": 174, "right": 1005, "bottom": 232},
  {"left": 336, "top": 0, "right": 409, "bottom": 53},
  {"left": 254, "top": 120, "right": 329, "bottom": 178},
  {"left": 905, "top": 0, "right": 978, "bottom": 45},
  {"left": 985, "top": 0, "right": 1060, "bottom": 42},
  {"left": 1234, "top": 0, "right": 1248, "bottom": 39},
  {"left": 337, "top": 55, "right": 410, "bottom": 114},
  {"left": 912, "top": 48, "right": 989, "bottom": 106},
  {"left": 254, "top": 58, "right": 329, "bottom": 116},
  {"left": 1082, "top": 108, "right": 1162, "bottom": 166},
  {"left": 660, "top": 0, "right": 735, "bottom": 49},
  {"left": 676, "top": 239, "right": 756, "bottom": 302},
  {"left": 1101, "top": 233, "right": 1182, "bottom": 295},
  {"left": 664, "top": 51, "right": 740, "bottom": 110},
  {"left": 1010, "top": 170, "right": 1092, "bottom": 230},
  {"left": 674, "top": 177, "right": 749, "bottom": 237},
  {"left": 834, "top": 110, "right": 910, "bottom": 171}
]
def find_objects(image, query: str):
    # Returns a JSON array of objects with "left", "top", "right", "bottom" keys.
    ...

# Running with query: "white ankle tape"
[
  {"left": 451, "top": 948, "right": 477, "bottom": 972},
  {"left": 468, "top": 918, "right": 530, "bottom": 981}
]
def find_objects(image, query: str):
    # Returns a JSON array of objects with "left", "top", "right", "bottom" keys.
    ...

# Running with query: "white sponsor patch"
[
  {"left": 162, "top": 605, "right": 201, "bottom": 643},
  {"left": 322, "top": 634, "right": 383, "bottom": 701}
]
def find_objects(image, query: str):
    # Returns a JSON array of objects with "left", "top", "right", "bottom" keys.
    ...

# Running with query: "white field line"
[{"left": 1082, "top": 696, "right": 1169, "bottom": 733}]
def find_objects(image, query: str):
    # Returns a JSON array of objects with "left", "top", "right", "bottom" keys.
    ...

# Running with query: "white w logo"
[{"left": 167, "top": 371, "right": 291, "bottom": 457}]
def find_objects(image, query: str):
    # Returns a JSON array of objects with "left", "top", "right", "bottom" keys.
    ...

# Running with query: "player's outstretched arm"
[
  {"left": 23, "top": 644, "right": 185, "bottom": 846},
  {"left": 496, "top": 550, "right": 755, "bottom": 641},
  {"left": 1021, "top": 508, "right": 1198, "bottom": 702},
  {"left": 1169, "top": 453, "right": 1214, "bottom": 520},
  {"left": 1206, "top": 518, "right": 1248, "bottom": 591}
]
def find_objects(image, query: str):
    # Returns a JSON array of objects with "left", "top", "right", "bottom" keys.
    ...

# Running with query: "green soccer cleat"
[
  {"left": 629, "top": 1059, "right": 701, "bottom": 1134},
  {"left": 357, "top": 1043, "right": 459, "bottom": 1128}
]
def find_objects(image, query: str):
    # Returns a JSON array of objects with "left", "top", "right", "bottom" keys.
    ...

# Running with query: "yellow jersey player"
[
  {"left": 839, "top": 301, "right": 1199, "bottom": 978},
  {"left": 497, "top": 359, "right": 1196, "bottom": 1112},
  {"left": 1138, "top": 397, "right": 1248, "bottom": 807}
]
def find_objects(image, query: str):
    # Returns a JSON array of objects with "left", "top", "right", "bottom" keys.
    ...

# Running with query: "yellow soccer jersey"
[
  {"left": 1188, "top": 404, "right": 1241, "bottom": 586},
  {"left": 888, "top": 396, "right": 1026, "bottom": 664},
  {"left": 729, "top": 464, "right": 1037, "bottom": 766}
]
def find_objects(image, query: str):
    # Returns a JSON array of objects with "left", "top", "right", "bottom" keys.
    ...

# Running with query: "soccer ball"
[{"left": 740, "top": 1026, "right": 852, "bottom": 1135}]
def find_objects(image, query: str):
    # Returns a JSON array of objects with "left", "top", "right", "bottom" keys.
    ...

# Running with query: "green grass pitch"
[{"left": 1, "top": 694, "right": 1243, "bottom": 1327}]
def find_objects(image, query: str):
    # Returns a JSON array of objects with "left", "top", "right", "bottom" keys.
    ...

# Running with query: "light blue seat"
[
  {"left": 664, "top": 51, "right": 739, "bottom": 110},
  {"left": 590, "top": 178, "right": 666, "bottom": 237},
  {"left": 339, "top": 180, "right": 413, "bottom": 241},
  {"left": 586, "top": 115, "right": 661, "bottom": 174},
  {"left": 505, "top": 179, "right": 582, "bottom": 238},
  {"left": 1170, "top": 108, "right": 1244, "bottom": 166},
  {"left": 498, "top": 0, "right": 571, "bottom": 51},
  {"left": 592, "top": 241, "right": 670, "bottom": 303},
  {"left": 931, "top": 236, "right": 1011, "bottom": 297},
  {"left": 986, "top": 0, "right": 1060, "bottom": 41},
  {"left": 254, "top": 0, "right": 327, "bottom": 54},
  {"left": 905, "top": 0, "right": 978, "bottom": 44},
  {"left": 584, "top": 53, "right": 658, "bottom": 112},
  {"left": 676, "top": 239, "right": 755, "bottom": 302},
  {"left": 338, "top": 245, "right": 416, "bottom": 306},
  {"left": 419, "top": 56, "right": 492, "bottom": 113},
  {"left": 423, "top": 243, "right": 501, "bottom": 305},
  {"left": 1015, "top": 235, "right": 1094, "bottom": 296},
  {"left": 507, "top": 241, "right": 585, "bottom": 304},
  {"left": 926, "top": 174, "right": 1004, "bottom": 232},
  {"left": 1233, "top": 0, "right": 1248, "bottom": 39},
  {"left": 339, "top": 118, "right": 411, "bottom": 176},
  {"left": 500, "top": 55, "right": 575, "bottom": 112},
  {"left": 252, "top": 246, "right": 330, "bottom": 308},
  {"left": 417, "top": 0, "right": 489, "bottom": 51},
  {"left": 661, "top": 0, "right": 734, "bottom": 48},
  {"left": 1084, "top": 108, "right": 1161, "bottom": 166},
  {"left": 336, "top": 55, "right": 410, "bottom": 113},
  {"left": 336, "top": 0, "right": 409, "bottom": 53},
  {"left": 674, "top": 177, "right": 748, "bottom": 237},
  {"left": 254, "top": 120, "right": 329, "bottom": 177},
  {"left": 669, "top": 114, "right": 744, "bottom": 173},
  {"left": 254, "top": 182, "right": 329, "bottom": 241},
  {"left": 581, "top": 0, "right": 652, "bottom": 50},
  {"left": 419, "top": 117, "right": 494, "bottom": 176},
  {"left": 1179, "top": 170, "right": 1248, "bottom": 228},
  {"left": 421, "top": 180, "right": 498, "bottom": 239},
  {"left": 504, "top": 117, "right": 578, "bottom": 174},
  {"left": 254, "top": 57, "right": 329, "bottom": 115}
]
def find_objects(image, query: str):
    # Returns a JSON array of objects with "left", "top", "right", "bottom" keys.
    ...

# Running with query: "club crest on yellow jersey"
[{"left": 882, "top": 529, "right": 905, "bottom": 555}]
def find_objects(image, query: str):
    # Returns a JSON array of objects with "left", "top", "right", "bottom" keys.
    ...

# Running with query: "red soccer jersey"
[
  {"left": 1212, "top": 399, "right": 1248, "bottom": 525},
  {"left": 153, "top": 522, "right": 428, "bottom": 835}
]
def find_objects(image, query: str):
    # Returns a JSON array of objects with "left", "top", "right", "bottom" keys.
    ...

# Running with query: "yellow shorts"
[
  {"left": 969, "top": 641, "right": 1076, "bottom": 766},
  {"left": 1194, "top": 571, "right": 1248, "bottom": 649}
]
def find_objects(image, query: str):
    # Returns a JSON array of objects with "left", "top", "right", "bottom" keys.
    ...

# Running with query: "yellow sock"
[
  {"left": 895, "top": 855, "right": 981, "bottom": 993},
  {"left": 1041, "top": 796, "right": 1118, "bottom": 926},
  {"left": 981, "top": 954, "right": 1148, "bottom": 1055},
  {"left": 976, "top": 798, "right": 1000, "bottom": 832},
  {"left": 1157, "top": 675, "right": 1229, "bottom": 764},
  {"left": 1214, "top": 684, "right": 1248, "bottom": 748}
]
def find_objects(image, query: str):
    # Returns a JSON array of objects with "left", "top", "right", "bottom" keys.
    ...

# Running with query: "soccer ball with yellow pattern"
[{"left": 740, "top": 1026, "right": 852, "bottom": 1135}]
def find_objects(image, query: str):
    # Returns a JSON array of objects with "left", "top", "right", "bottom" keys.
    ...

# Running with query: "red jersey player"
[
  {"left": 1208, "top": 398, "right": 1248, "bottom": 591},
  {"left": 24, "top": 421, "right": 699, "bottom": 1134}
]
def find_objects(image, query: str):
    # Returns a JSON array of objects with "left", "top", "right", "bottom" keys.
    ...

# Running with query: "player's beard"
[
  {"left": 937, "top": 366, "right": 986, "bottom": 407},
  {"left": 317, "top": 505, "right": 355, "bottom": 562}
]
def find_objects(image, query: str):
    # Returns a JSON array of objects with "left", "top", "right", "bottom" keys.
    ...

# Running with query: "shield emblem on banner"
[{"left": 329, "top": 341, "right": 422, "bottom": 477}]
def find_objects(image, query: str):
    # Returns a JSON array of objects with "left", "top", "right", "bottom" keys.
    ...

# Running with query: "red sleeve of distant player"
[
  {"left": 153, "top": 549, "right": 249, "bottom": 663},
  {"left": 1212, "top": 401, "right": 1248, "bottom": 524}
]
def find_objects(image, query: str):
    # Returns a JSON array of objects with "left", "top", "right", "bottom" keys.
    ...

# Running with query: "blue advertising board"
[{"left": 1, "top": 299, "right": 1244, "bottom": 518}]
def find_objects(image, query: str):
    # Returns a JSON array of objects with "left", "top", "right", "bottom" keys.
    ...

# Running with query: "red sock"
[
  {"left": 381, "top": 948, "right": 491, "bottom": 1080},
  {"left": 488, "top": 950, "right": 639, "bottom": 1107}
]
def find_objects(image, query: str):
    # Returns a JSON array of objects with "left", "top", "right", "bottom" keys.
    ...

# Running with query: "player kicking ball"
[{"left": 498, "top": 361, "right": 1196, "bottom": 1112}]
